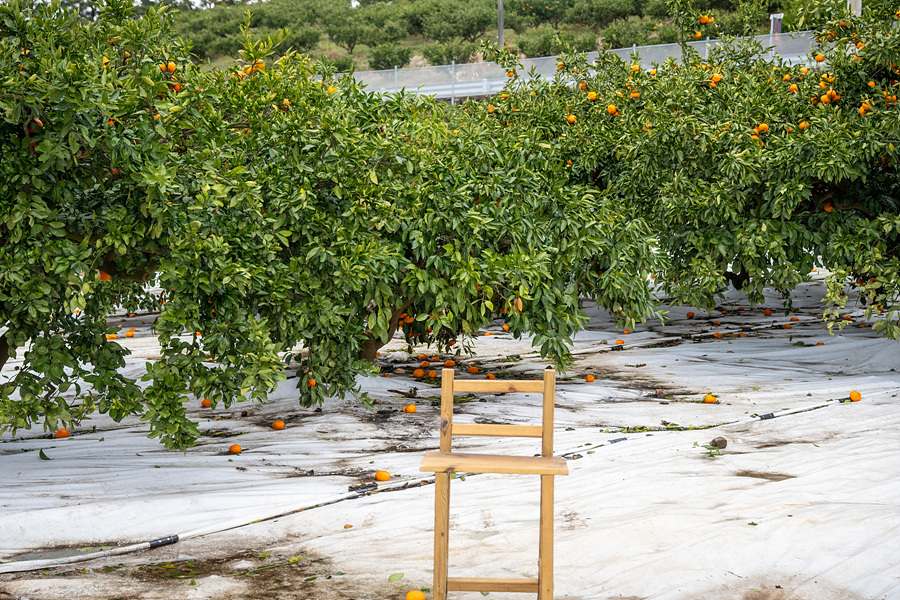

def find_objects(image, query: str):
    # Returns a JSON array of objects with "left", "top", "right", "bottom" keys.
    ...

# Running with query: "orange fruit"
[
  {"left": 783, "top": 324, "right": 791, "bottom": 329},
  {"left": 54, "top": 428, "right": 70, "bottom": 439},
  {"left": 444, "top": 360, "right": 456, "bottom": 367},
  {"left": 703, "top": 394, "right": 717, "bottom": 403},
  {"left": 125, "top": 331, "right": 134, "bottom": 338},
  {"left": 789, "top": 84, "right": 798, "bottom": 93},
  {"left": 375, "top": 470, "right": 390, "bottom": 481},
  {"left": 98, "top": 269, "right": 111, "bottom": 281},
  {"left": 849, "top": 391, "right": 861, "bottom": 402},
  {"left": 467, "top": 366, "right": 479, "bottom": 374},
  {"left": 413, "top": 368, "right": 425, "bottom": 378},
  {"left": 711, "top": 73, "right": 722, "bottom": 83},
  {"left": 824, "top": 203, "right": 833, "bottom": 212},
  {"left": 790, "top": 317, "right": 799, "bottom": 322},
  {"left": 427, "top": 370, "right": 437, "bottom": 378},
  {"left": 585, "top": 374, "right": 595, "bottom": 382},
  {"left": 739, "top": 332, "right": 746, "bottom": 337},
  {"left": 763, "top": 309, "right": 772, "bottom": 316},
  {"left": 201, "top": 398, "right": 211, "bottom": 408},
  {"left": 615, "top": 339, "right": 624, "bottom": 345},
  {"left": 406, "top": 591, "right": 427, "bottom": 600},
  {"left": 502, "top": 324, "right": 510, "bottom": 331},
  {"left": 418, "top": 353, "right": 428, "bottom": 360},
  {"left": 686, "top": 311, "right": 695, "bottom": 318},
  {"left": 229, "top": 444, "right": 242, "bottom": 454},
  {"left": 567, "top": 114, "right": 576, "bottom": 124},
  {"left": 587, "top": 91, "right": 597, "bottom": 101},
  {"left": 623, "top": 329, "right": 631, "bottom": 334},
  {"left": 403, "top": 404, "right": 416, "bottom": 413},
  {"left": 607, "top": 104, "right": 617, "bottom": 115},
  {"left": 272, "top": 420, "right": 285, "bottom": 430},
  {"left": 420, "top": 360, "right": 430, "bottom": 367},
  {"left": 307, "top": 378, "right": 316, "bottom": 388},
  {"left": 713, "top": 332, "right": 723, "bottom": 339},
  {"left": 485, "top": 373, "right": 496, "bottom": 380},
  {"left": 757, "top": 123, "right": 769, "bottom": 134},
  {"left": 714, "top": 321, "right": 721, "bottom": 326},
  {"left": 815, "top": 54, "right": 825, "bottom": 62},
  {"left": 815, "top": 342, "right": 824, "bottom": 346}
]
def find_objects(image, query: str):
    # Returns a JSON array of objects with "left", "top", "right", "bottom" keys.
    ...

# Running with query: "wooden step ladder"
[{"left": 419, "top": 368, "right": 568, "bottom": 599}]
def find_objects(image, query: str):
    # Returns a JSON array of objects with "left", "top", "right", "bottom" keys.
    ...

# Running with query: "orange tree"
[
  {"left": 484, "top": 0, "right": 900, "bottom": 338},
  {"left": 1, "top": 0, "right": 658, "bottom": 448}
]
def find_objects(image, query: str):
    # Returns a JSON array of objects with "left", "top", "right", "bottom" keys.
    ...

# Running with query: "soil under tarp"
[{"left": 1, "top": 276, "right": 899, "bottom": 599}]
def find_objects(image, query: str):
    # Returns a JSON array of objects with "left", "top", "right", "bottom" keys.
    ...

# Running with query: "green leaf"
[
  {"left": 39, "top": 449, "right": 52, "bottom": 460},
  {"left": 388, "top": 573, "right": 404, "bottom": 582}
]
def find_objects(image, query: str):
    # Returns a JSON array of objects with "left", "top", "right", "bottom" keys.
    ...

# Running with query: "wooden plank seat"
[{"left": 420, "top": 451, "right": 568, "bottom": 476}]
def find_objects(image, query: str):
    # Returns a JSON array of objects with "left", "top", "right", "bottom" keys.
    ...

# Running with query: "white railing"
[{"left": 352, "top": 31, "right": 816, "bottom": 100}]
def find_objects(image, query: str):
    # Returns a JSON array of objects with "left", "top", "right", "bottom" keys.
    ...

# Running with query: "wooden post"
[
  {"left": 538, "top": 474, "right": 554, "bottom": 599},
  {"left": 434, "top": 472, "right": 451, "bottom": 600},
  {"left": 440, "top": 368, "right": 454, "bottom": 452},
  {"left": 541, "top": 368, "right": 555, "bottom": 458}
]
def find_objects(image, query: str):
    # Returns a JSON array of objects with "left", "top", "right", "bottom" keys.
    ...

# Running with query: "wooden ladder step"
[
  {"left": 420, "top": 451, "right": 568, "bottom": 475},
  {"left": 447, "top": 577, "right": 539, "bottom": 593}
]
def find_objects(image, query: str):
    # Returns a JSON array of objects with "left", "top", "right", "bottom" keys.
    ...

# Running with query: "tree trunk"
[
  {"left": 0, "top": 334, "right": 10, "bottom": 373},
  {"left": 358, "top": 301, "right": 414, "bottom": 362},
  {"left": 725, "top": 269, "right": 750, "bottom": 290}
]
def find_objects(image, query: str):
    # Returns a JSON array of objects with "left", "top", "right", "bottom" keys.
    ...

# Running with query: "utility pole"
[{"left": 498, "top": 0, "right": 504, "bottom": 49}]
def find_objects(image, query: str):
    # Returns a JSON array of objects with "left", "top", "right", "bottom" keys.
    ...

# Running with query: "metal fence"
[{"left": 352, "top": 31, "right": 816, "bottom": 101}]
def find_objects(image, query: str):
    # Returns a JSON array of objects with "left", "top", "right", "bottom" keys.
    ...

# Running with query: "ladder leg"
[
  {"left": 538, "top": 474, "right": 554, "bottom": 600},
  {"left": 434, "top": 472, "right": 451, "bottom": 600}
]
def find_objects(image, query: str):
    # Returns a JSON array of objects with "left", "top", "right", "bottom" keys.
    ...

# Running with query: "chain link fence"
[{"left": 352, "top": 31, "right": 816, "bottom": 101}]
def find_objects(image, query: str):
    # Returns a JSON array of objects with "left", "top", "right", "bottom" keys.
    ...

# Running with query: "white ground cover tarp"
[{"left": 1, "top": 276, "right": 899, "bottom": 599}]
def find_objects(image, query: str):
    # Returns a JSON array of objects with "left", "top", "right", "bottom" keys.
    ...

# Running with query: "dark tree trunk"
[
  {"left": 725, "top": 269, "right": 750, "bottom": 290},
  {"left": 358, "top": 301, "right": 414, "bottom": 362},
  {"left": 0, "top": 335, "right": 10, "bottom": 373}
]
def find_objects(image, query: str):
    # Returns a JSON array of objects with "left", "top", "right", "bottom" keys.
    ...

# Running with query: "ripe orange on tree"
[
  {"left": 54, "top": 428, "right": 70, "bottom": 438},
  {"left": 201, "top": 398, "right": 211, "bottom": 408}
]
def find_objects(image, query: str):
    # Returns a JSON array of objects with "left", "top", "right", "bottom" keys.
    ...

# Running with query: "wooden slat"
[
  {"left": 420, "top": 451, "right": 568, "bottom": 475},
  {"left": 447, "top": 577, "right": 539, "bottom": 593},
  {"left": 539, "top": 474, "right": 554, "bottom": 600},
  {"left": 452, "top": 379, "right": 545, "bottom": 393},
  {"left": 433, "top": 472, "right": 451, "bottom": 600},
  {"left": 451, "top": 423, "right": 543, "bottom": 438},
  {"left": 542, "top": 368, "right": 556, "bottom": 457},
  {"left": 440, "top": 369, "right": 454, "bottom": 452}
]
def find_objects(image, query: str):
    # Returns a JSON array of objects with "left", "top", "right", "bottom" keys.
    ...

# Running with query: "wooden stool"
[{"left": 419, "top": 368, "right": 568, "bottom": 599}]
